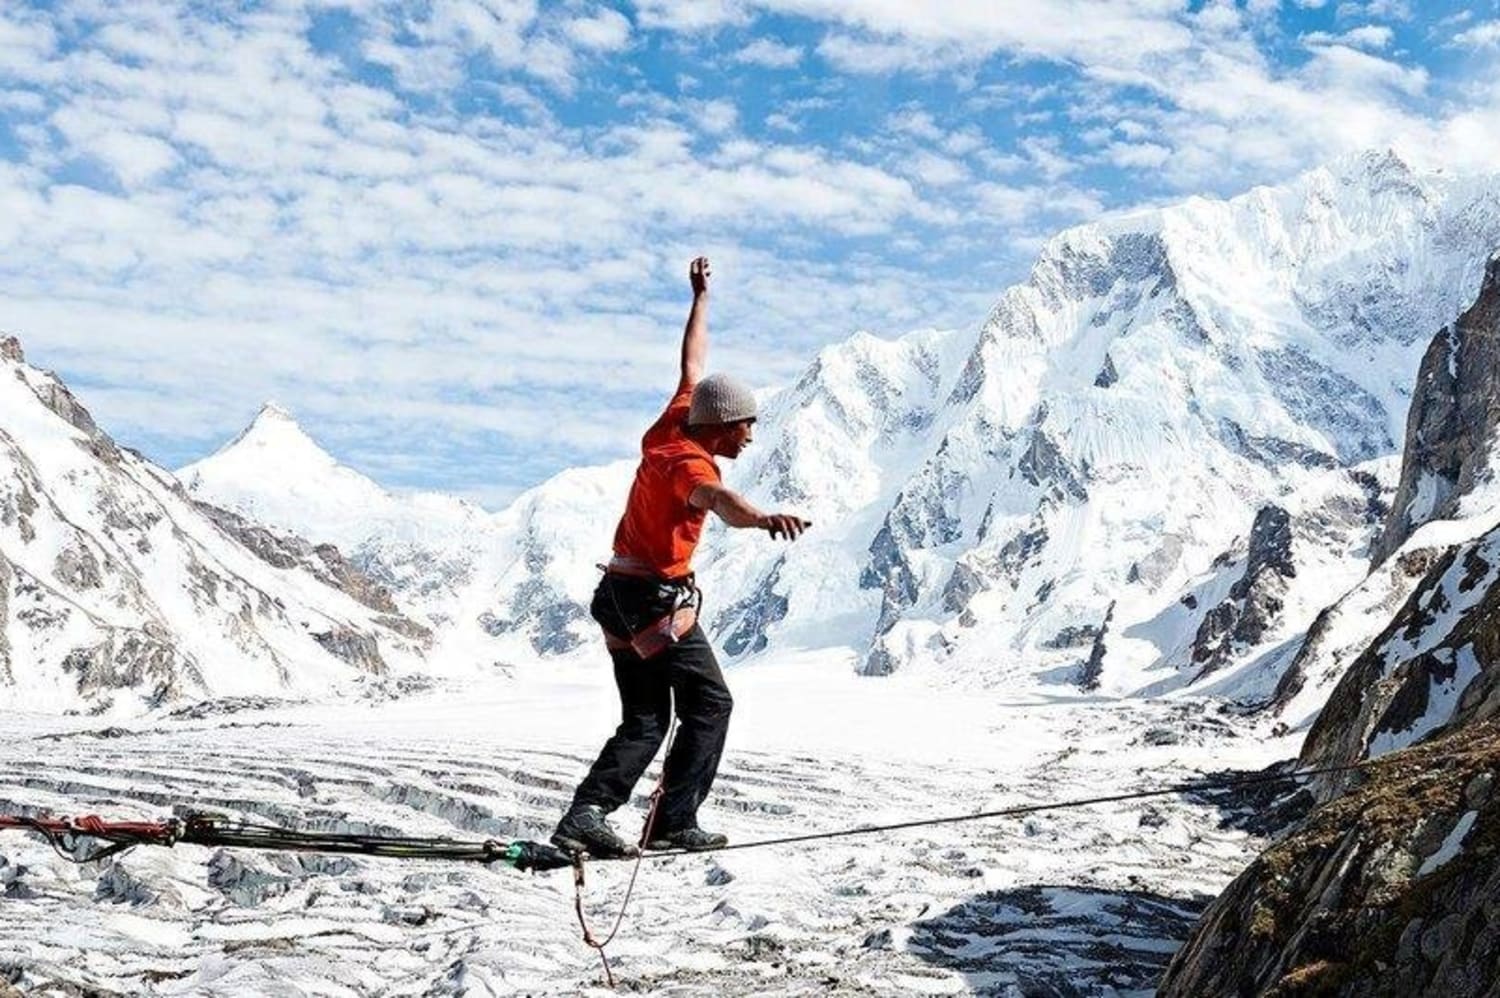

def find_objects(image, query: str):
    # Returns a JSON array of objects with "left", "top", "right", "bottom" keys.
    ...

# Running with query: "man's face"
[{"left": 719, "top": 418, "right": 755, "bottom": 459}]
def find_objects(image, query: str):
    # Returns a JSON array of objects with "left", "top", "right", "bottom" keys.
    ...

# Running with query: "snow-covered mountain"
[
  {"left": 0, "top": 338, "right": 430, "bottom": 714},
  {"left": 180, "top": 404, "right": 629, "bottom": 668},
  {"left": 182, "top": 150, "right": 1500, "bottom": 704},
  {"left": 712, "top": 149, "right": 1500, "bottom": 695}
]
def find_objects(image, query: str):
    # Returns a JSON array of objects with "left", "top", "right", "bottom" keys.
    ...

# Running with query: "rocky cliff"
[
  {"left": 1159, "top": 724, "right": 1500, "bottom": 997},
  {"left": 1372, "top": 254, "right": 1500, "bottom": 565}
]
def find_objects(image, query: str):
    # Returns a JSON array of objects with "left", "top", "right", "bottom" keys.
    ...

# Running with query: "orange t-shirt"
[{"left": 611, "top": 384, "right": 721, "bottom": 579}]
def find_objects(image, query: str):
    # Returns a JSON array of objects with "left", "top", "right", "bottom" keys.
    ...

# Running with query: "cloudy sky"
[{"left": 3, "top": 0, "right": 1499, "bottom": 506}]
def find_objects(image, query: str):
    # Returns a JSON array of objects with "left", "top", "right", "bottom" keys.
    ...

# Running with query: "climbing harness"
[{"left": 597, "top": 558, "right": 702, "bottom": 658}]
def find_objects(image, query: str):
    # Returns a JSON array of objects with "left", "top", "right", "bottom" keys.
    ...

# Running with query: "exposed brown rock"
[
  {"left": 54, "top": 544, "right": 104, "bottom": 591},
  {"left": 30, "top": 377, "right": 122, "bottom": 465},
  {"left": 61, "top": 631, "right": 188, "bottom": 700},
  {"left": 194, "top": 500, "right": 400, "bottom": 616},
  {"left": 1160, "top": 724, "right": 1500, "bottom": 997},
  {"left": 0, "top": 553, "right": 12, "bottom": 683},
  {"left": 1298, "top": 528, "right": 1500, "bottom": 799},
  {"left": 313, "top": 627, "right": 386, "bottom": 674}
]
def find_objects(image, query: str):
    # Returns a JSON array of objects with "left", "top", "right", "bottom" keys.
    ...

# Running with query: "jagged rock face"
[
  {"left": 192, "top": 501, "right": 406, "bottom": 620},
  {"left": 0, "top": 553, "right": 12, "bottom": 684},
  {"left": 714, "top": 558, "right": 789, "bottom": 657},
  {"left": 1297, "top": 523, "right": 1500, "bottom": 796},
  {"left": 1374, "top": 254, "right": 1500, "bottom": 564},
  {"left": 1190, "top": 505, "right": 1296, "bottom": 676},
  {"left": 1077, "top": 601, "right": 1114, "bottom": 691},
  {"left": 312, "top": 627, "right": 387, "bottom": 674},
  {"left": 0, "top": 344, "right": 427, "bottom": 713},
  {"left": 1160, "top": 724, "right": 1500, "bottom": 997}
]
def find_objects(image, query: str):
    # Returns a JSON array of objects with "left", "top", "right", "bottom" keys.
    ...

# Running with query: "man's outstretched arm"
[
  {"left": 678, "top": 256, "right": 710, "bottom": 392},
  {"left": 689, "top": 483, "right": 810, "bottom": 540}
]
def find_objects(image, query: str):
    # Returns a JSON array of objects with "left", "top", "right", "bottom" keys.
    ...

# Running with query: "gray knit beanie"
[{"left": 688, "top": 373, "right": 757, "bottom": 426}]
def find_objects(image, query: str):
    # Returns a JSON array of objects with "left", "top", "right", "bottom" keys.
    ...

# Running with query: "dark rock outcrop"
[
  {"left": 1190, "top": 505, "right": 1296, "bottom": 676},
  {"left": 1160, "top": 724, "right": 1500, "bottom": 997},
  {"left": 0, "top": 554, "right": 11, "bottom": 683},
  {"left": 1017, "top": 427, "right": 1088, "bottom": 502},
  {"left": 21, "top": 365, "right": 123, "bottom": 465},
  {"left": 193, "top": 500, "right": 409, "bottom": 621},
  {"left": 716, "top": 559, "right": 789, "bottom": 657},
  {"left": 61, "top": 630, "right": 193, "bottom": 700},
  {"left": 1298, "top": 526, "right": 1500, "bottom": 797},
  {"left": 1373, "top": 254, "right": 1500, "bottom": 565},
  {"left": 1093, "top": 353, "right": 1119, "bottom": 388},
  {"left": 1078, "top": 602, "right": 1114, "bottom": 691},
  {"left": 312, "top": 627, "right": 386, "bottom": 675},
  {"left": 1165, "top": 260, "right": 1500, "bottom": 995}
]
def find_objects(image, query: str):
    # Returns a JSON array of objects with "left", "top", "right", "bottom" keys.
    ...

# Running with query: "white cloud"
[
  {"left": 903, "top": 151, "right": 967, "bottom": 187},
  {"left": 1305, "top": 25, "right": 1395, "bottom": 50},
  {"left": 0, "top": 8, "right": 58, "bottom": 65},
  {"left": 1106, "top": 141, "right": 1171, "bottom": 169},
  {"left": 630, "top": 0, "right": 749, "bottom": 32},
  {"left": 564, "top": 8, "right": 632, "bottom": 51},
  {"left": 794, "top": 1, "right": 1193, "bottom": 70},
  {"left": 696, "top": 98, "right": 739, "bottom": 135},
  {"left": 885, "top": 108, "right": 944, "bottom": 142},
  {"left": 733, "top": 37, "right": 802, "bottom": 67},
  {"left": 1451, "top": 20, "right": 1500, "bottom": 49},
  {"left": 1335, "top": 1, "right": 1412, "bottom": 20}
]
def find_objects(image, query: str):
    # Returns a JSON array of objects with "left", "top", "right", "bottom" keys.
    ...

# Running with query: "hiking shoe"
[
  {"left": 550, "top": 805, "right": 639, "bottom": 859},
  {"left": 645, "top": 826, "right": 729, "bottom": 852}
]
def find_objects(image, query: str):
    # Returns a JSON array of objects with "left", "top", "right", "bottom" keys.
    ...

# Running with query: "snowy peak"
[
  {"left": 180, "top": 404, "right": 398, "bottom": 551},
  {"left": 204, "top": 401, "right": 349, "bottom": 480},
  {"left": 241, "top": 400, "right": 304, "bottom": 440},
  {"left": 0, "top": 339, "right": 427, "bottom": 713}
]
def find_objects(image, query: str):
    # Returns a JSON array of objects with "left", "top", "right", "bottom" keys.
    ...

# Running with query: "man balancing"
[{"left": 552, "top": 256, "right": 811, "bottom": 858}]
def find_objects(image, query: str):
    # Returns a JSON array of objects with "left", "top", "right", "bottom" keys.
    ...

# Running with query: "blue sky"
[{"left": 3, "top": 0, "right": 1499, "bottom": 506}]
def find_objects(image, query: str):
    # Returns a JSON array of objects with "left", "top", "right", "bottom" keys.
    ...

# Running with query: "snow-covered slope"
[
  {"left": 181, "top": 404, "right": 630, "bottom": 669},
  {"left": 180, "top": 403, "right": 492, "bottom": 615},
  {"left": 776, "top": 152, "right": 1500, "bottom": 690},
  {"left": 0, "top": 338, "right": 429, "bottom": 714},
  {"left": 183, "top": 151, "right": 1500, "bottom": 705}
]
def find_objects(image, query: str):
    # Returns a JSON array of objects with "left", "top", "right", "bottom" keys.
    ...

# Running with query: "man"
[{"left": 551, "top": 256, "right": 811, "bottom": 858}]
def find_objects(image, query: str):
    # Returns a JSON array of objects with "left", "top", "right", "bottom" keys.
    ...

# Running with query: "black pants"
[{"left": 568, "top": 575, "right": 733, "bottom": 833}]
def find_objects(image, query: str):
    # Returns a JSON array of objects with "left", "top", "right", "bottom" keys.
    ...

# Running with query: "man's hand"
[
  {"left": 759, "top": 513, "right": 811, "bottom": 541},
  {"left": 690, "top": 256, "right": 711, "bottom": 297}
]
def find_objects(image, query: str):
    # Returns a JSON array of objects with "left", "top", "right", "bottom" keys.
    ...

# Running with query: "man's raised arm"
[
  {"left": 679, "top": 256, "right": 710, "bottom": 392},
  {"left": 688, "top": 483, "right": 811, "bottom": 541}
]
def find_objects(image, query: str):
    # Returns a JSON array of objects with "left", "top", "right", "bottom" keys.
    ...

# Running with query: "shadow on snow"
[{"left": 903, "top": 884, "right": 1211, "bottom": 997}]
